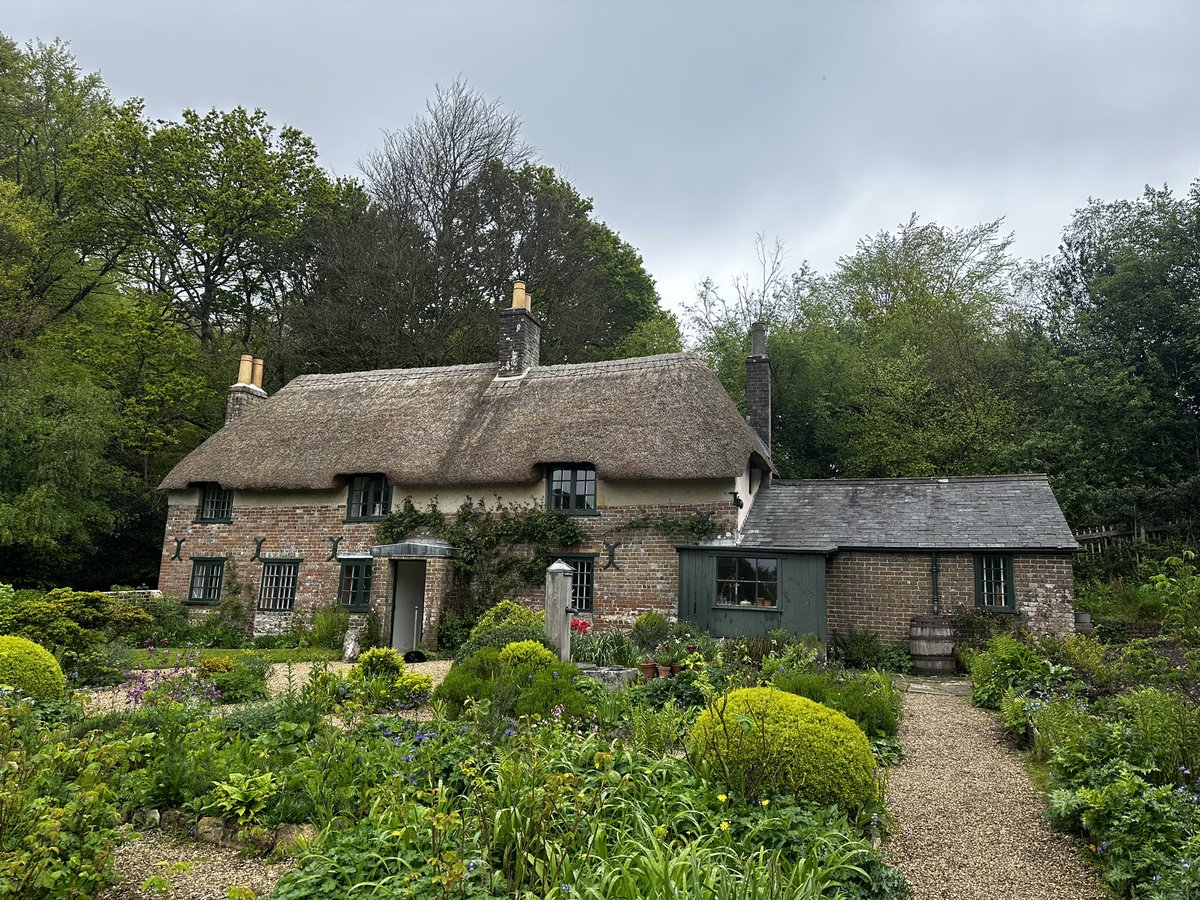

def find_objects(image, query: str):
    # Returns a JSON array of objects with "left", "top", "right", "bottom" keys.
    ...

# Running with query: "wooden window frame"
[
  {"left": 714, "top": 555, "right": 779, "bottom": 609},
  {"left": 560, "top": 554, "right": 596, "bottom": 613},
  {"left": 547, "top": 464, "right": 598, "bottom": 516},
  {"left": 258, "top": 559, "right": 301, "bottom": 611},
  {"left": 974, "top": 554, "right": 1016, "bottom": 612},
  {"left": 338, "top": 558, "right": 373, "bottom": 611},
  {"left": 346, "top": 474, "right": 392, "bottom": 521},
  {"left": 187, "top": 557, "right": 225, "bottom": 605},
  {"left": 195, "top": 483, "right": 233, "bottom": 524}
]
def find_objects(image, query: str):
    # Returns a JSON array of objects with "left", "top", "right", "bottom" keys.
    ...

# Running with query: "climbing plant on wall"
[{"left": 376, "top": 498, "right": 587, "bottom": 646}]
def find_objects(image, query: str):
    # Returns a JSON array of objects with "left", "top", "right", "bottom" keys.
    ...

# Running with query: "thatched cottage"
[{"left": 158, "top": 282, "right": 1078, "bottom": 648}]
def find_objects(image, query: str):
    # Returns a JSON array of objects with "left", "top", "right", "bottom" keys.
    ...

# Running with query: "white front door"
[{"left": 391, "top": 560, "right": 427, "bottom": 651}]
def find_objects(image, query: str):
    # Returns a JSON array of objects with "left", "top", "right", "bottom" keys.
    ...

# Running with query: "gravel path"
[{"left": 886, "top": 684, "right": 1110, "bottom": 900}]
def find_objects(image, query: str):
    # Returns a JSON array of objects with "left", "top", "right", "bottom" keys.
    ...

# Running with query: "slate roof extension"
[{"left": 739, "top": 475, "right": 1079, "bottom": 552}]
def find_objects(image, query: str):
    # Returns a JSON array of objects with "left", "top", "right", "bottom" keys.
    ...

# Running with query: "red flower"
[{"left": 570, "top": 618, "right": 591, "bottom": 635}]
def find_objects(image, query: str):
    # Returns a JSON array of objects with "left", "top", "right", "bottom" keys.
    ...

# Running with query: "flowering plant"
[{"left": 570, "top": 618, "right": 591, "bottom": 636}]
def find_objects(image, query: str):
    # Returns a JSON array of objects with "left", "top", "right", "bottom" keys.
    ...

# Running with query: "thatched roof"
[
  {"left": 161, "top": 354, "right": 771, "bottom": 491},
  {"left": 739, "top": 476, "right": 1078, "bottom": 552}
]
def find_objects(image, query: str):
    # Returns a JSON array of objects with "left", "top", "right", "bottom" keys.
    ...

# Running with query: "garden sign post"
[{"left": 545, "top": 559, "right": 574, "bottom": 662}]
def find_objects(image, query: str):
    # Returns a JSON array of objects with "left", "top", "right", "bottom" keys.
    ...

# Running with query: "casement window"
[
  {"left": 347, "top": 474, "right": 392, "bottom": 520},
  {"left": 196, "top": 483, "right": 233, "bottom": 523},
  {"left": 975, "top": 554, "right": 1015, "bottom": 612},
  {"left": 561, "top": 554, "right": 596, "bottom": 613},
  {"left": 547, "top": 464, "right": 597, "bottom": 514},
  {"left": 259, "top": 559, "right": 301, "bottom": 611},
  {"left": 187, "top": 557, "right": 225, "bottom": 605},
  {"left": 338, "top": 558, "right": 373, "bottom": 610},
  {"left": 715, "top": 556, "right": 778, "bottom": 608}
]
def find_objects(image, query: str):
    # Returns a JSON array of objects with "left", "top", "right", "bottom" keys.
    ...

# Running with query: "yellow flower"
[
  {"left": 717, "top": 793, "right": 727, "bottom": 803},
  {"left": 719, "top": 821, "right": 730, "bottom": 832},
  {"left": 761, "top": 799, "right": 770, "bottom": 807}
]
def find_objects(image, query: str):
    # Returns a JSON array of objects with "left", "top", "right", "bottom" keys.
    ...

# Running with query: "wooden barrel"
[{"left": 910, "top": 616, "right": 956, "bottom": 675}]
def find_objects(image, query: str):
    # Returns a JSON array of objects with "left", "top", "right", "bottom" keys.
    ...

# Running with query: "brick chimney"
[
  {"left": 746, "top": 322, "right": 771, "bottom": 452},
  {"left": 225, "top": 353, "right": 267, "bottom": 424},
  {"left": 497, "top": 280, "right": 541, "bottom": 377}
]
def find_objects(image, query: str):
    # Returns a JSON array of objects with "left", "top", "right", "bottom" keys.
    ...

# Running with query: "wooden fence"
[{"left": 1072, "top": 521, "right": 1191, "bottom": 555}]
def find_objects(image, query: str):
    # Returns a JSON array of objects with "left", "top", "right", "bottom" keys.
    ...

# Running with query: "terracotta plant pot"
[
  {"left": 686, "top": 644, "right": 698, "bottom": 654},
  {"left": 657, "top": 664, "right": 672, "bottom": 678},
  {"left": 670, "top": 663, "right": 683, "bottom": 676},
  {"left": 640, "top": 662, "right": 658, "bottom": 681}
]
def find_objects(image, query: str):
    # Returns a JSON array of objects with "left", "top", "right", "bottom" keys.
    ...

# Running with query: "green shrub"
[
  {"left": 1115, "top": 687, "right": 1200, "bottom": 782},
  {"left": 829, "top": 628, "right": 884, "bottom": 669},
  {"left": 392, "top": 672, "right": 434, "bottom": 707},
  {"left": 360, "top": 610, "right": 384, "bottom": 651},
  {"left": 354, "top": 647, "right": 405, "bottom": 681},
  {"left": 471, "top": 599, "right": 543, "bottom": 637},
  {"left": 492, "top": 661, "right": 593, "bottom": 720},
  {"left": 306, "top": 604, "right": 350, "bottom": 651},
  {"left": 1030, "top": 698, "right": 1098, "bottom": 762},
  {"left": 1040, "top": 634, "right": 1120, "bottom": 692},
  {"left": 210, "top": 655, "right": 271, "bottom": 704},
  {"left": 690, "top": 687, "right": 877, "bottom": 809},
  {"left": 454, "top": 621, "right": 550, "bottom": 662},
  {"left": 629, "top": 669, "right": 708, "bottom": 710},
  {"left": 630, "top": 611, "right": 670, "bottom": 652},
  {"left": 969, "top": 635, "right": 1052, "bottom": 709},
  {"left": 499, "top": 640, "right": 557, "bottom": 671},
  {"left": 836, "top": 670, "right": 902, "bottom": 739},
  {"left": 772, "top": 670, "right": 836, "bottom": 706},
  {"left": 0, "top": 700, "right": 144, "bottom": 899},
  {"left": 0, "top": 636, "right": 67, "bottom": 702},
  {"left": 433, "top": 648, "right": 502, "bottom": 714}
]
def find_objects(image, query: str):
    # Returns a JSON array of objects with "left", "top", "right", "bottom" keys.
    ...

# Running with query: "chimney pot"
[
  {"left": 251, "top": 357, "right": 264, "bottom": 388},
  {"left": 226, "top": 356, "right": 267, "bottom": 424},
  {"left": 512, "top": 281, "right": 528, "bottom": 310},
  {"left": 750, "top": 321, "right": 767, "bottom": 357},
  {"left": 237, "top": 354, "right": 253, "bottom": 385}
]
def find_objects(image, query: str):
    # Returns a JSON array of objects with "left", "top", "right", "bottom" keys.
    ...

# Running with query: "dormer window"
[
  {"left": 547, "top": 464, "right": 597, "bottom": 515},
  {"left": 347, "top": 474, "right": 392, "bottom": 520},
  {"left": 196, "top": 483, "right": 233, "bottom": 523}
]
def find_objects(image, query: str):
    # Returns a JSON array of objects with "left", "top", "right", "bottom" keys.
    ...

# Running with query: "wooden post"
[{"left": 545, "top": 559, "right": 574, "bottom": 662}]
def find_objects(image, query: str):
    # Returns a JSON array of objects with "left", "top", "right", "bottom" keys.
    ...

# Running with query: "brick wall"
[
  {"left": 160, "top": 494, "right": 736, "bottom": 644},
  {"left": 826, "top": 550, "right": 1076, "bottom": 643}
]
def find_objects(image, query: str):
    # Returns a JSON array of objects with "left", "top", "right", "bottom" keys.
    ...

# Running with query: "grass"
[{"left": 125, "top": 647, "right": 339, "bottom": 669}]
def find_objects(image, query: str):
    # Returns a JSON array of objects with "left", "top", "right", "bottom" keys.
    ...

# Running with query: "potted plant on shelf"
[{"left": 639, "top": 655, "right": 658, "bottom": 681}]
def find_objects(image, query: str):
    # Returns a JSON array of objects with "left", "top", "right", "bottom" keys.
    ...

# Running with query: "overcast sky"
[{"left": 9, "top": 1, "right": 1200, "bottom": 312}]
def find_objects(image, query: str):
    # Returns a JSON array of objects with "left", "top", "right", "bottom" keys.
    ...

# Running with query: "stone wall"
[
  {"left": 159, "top": 492, "right": 738, "bottom": 644},
  {"left": 826, "top": 550, "right": 1076, "bottom": 644}
]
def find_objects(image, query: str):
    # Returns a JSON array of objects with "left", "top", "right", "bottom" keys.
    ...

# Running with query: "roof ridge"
[{"left": 773, "top": 474, "right": 1049, "bottom": 486}]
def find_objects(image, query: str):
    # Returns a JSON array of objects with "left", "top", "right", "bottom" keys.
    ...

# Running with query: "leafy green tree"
[
  {"left": 290, "top": 81, "right": 666, "bottom": 374},
  {"left": 71, "top": 103, "right": 335, "bottom": 350}
]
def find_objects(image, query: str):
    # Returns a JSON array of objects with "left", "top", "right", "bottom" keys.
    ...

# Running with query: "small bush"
[
  {"left": 354, "top": 647, "right": 405, "bottom": 681},
  {"left": 772, "top": 670, "right": 836, "bottom": 706},
  {"left": 360, "top": 610, "right": 384, "bottom": 651},
  {"left": 836, "top": 670, "right": 902, "bottom": 739},
  {"left": 1115, "top": 687, "right": 1200, "bottom": 782},
  {"left": 471, "top": 600, "right": 543, "bottom": 637},
  {"left": 829, "top": 628, "right": 884, "bottom": 669},
  {"left": 499, "top": 640, "right": 557, "bottom": 671},
  {"left": 690, "top": 686, "right": 877, "bottom": 809},
  {"left": 455, "top": 622, "right": 550, "bottom": 662},
  {"left": 197, "top": 656, "right": 236, "bottom": 676},
  {"left": 433, "top": 648, "right": 502, "bottom": 714},
  {"left": 969, "top": 635, "right": 1052, "bottom": 709},
  {"left": 392, "top": 672, "right": 434, "bottom": 707},
  {"left": 630, "top": 610, "right": 670, "bottom": 652},
  {"left": 209, "top": 655, "right": 271, "bottom": 704},
  {"left": 1030, "top": 698, "right": 1097, "bottom": 762},
  {"left": 306, "top": 604, "right": 350, "bottom": 651},
  {"left": 0, "top": 636, "right": 67, "bottom": 702}
]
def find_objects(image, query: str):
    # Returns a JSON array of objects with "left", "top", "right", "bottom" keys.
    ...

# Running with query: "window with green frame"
[
  {"left": 974, "top": 554, "right": 1015, "bottom": 611},
  {"left": 560, "top": 554, "right": 596, "bottom": 612},
  {"left": 547, "top": 464, "right": 597, "bottom": 514},
  {"left": 196, "top": 483, "right": 233, "bottom": 523},
  {"left": 715, "top": 556, "right": 778, "bottom": 608},
  {"left": 338, "top": 558, "right": 373, "bottom": 610},
  {"left": 187, "top": 557, "right": 225, "bottom": 605},
  {"left": 347, "top": 474, "right": 392, "bottom": 520},
  {"left": 259, "top": 559, "right": 301, "bottom": 611}
]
